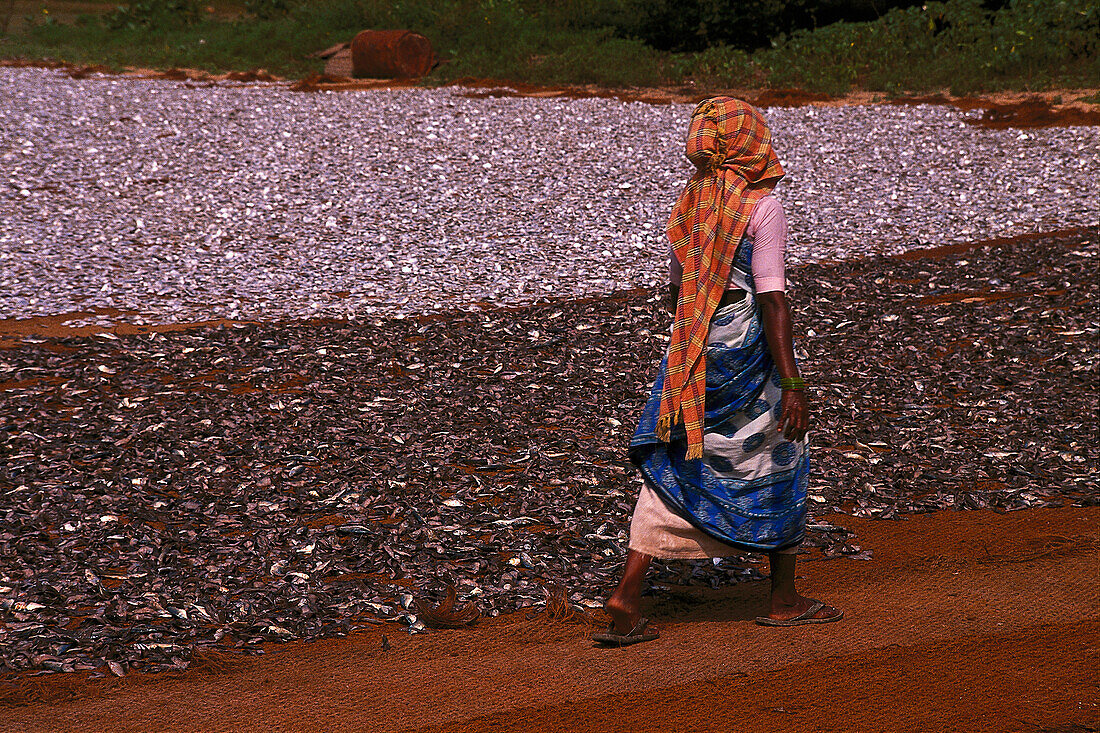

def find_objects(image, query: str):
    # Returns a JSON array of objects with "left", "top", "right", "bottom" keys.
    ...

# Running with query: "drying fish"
[
  {"left": 0, "top": 229, "right": 1094, "bottom": 676},
  {"left": 1, "top": 67, "right": 1096, "bottom": 327}
]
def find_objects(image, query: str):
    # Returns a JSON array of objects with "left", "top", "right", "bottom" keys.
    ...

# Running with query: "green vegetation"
[
  {"left": 1, "top": 0, "right": 1097, "bottom": 94},
  {"left": 760, "top": 0, "right": 1100, "bottom": 94}
]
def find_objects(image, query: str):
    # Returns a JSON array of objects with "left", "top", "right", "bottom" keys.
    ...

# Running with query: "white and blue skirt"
[{"left": 628, "top": 290, "right": 809, "bottom": 557}]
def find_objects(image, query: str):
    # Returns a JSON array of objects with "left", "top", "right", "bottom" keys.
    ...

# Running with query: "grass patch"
[
  {"left": 755, "top": 0, "right": 1100, "bottom": 95},
  {"left": 0, "top": 1, "right": 368, "bottom": 75},
  {"left": 1, "top": 0, "right": 1097, "bottom": 93}
]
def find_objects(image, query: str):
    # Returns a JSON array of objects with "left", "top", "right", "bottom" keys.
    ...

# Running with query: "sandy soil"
[
  {"left": 445, "top": 78, "right": 1100, "bottom": 117},
  {"left": 4, "top": 505, "right": 1097, "bottom": 732},
  {"left": 2, "top": 57, "right": 1098, "bottom": 122},
  {"left": 0, "top": 308, "right": 260, "bottom": 347}
]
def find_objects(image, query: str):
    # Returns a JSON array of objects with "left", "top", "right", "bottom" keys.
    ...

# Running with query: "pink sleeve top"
[{"left": 668, "top": 194, "right": 788, "bottom": 294}]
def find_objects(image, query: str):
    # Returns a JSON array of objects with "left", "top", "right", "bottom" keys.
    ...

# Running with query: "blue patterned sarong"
[{"left": 629, "top": 283, "right": 809, "bottom": 553}]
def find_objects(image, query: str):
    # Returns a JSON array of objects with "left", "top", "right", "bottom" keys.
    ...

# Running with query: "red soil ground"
[
  {"left": 451, "top": 79, "right": 1100, "bottom": 128},
  {"left": 3, "top": 58, "right": 1097, "bottom": 127},
  {"left": 5, "top": 506, "right": 1098, "bottom": 732}
]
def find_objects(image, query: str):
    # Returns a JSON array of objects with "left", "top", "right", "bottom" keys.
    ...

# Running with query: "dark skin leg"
[
  {"left": 758, "top": 289, "right": 838, "bottom": 620},
  {"left": 604, "top": 550, "right": 653, "bottom": 634},
  {"left": 768, "top": 552, "right": 842, "bottom": 621}
]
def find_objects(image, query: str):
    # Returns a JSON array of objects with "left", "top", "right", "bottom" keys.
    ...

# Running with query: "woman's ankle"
[{"left": 770, "top": 589, "right": 803, "bottom": 608}]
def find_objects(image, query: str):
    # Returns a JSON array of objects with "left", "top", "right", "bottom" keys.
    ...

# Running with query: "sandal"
[
  {"left": 591, "top": 616, "right": 660, "bottom": 647},
  {"left": 755, "top": 600, "right": 843, "bottom": 627}
]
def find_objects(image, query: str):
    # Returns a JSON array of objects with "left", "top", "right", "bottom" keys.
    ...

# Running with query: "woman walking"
[{"left": 594, "top": 98, "right": 842, "bottom": 646}]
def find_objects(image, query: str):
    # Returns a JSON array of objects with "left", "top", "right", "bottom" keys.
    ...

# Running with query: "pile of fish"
[
  {"left": 0, "top": 230, "right": 1096, "bottom": 676},
  {"left": 2, "top": 67, "right": 1098, "bottom": 328}
]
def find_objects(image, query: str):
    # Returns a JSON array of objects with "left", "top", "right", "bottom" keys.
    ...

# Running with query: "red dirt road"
[{"left": 6, "top": 506, "right": 1098, "bottom": 732}]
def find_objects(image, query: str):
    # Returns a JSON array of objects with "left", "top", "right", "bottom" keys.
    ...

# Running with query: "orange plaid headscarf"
[{"left": 657, "top": 97, "right": 785, "bottom": 460}]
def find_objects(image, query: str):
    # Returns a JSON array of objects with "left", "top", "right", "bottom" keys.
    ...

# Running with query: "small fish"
[
  {"left": 381, "top": 634, "right": 391, "bottom": 652},
  {"left": 334, "top": 524, "right": 373, "bottom": 536},
  {"left": 133, "top": 642, "right": 182, "bottom": 653},
  {"left": 0, "top": 599, "right": 46, "bottom": 612}
]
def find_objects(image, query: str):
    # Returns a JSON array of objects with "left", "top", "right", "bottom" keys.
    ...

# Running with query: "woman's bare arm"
[{"left": 756, "top": 291, "right": 808, "bottom": 442}]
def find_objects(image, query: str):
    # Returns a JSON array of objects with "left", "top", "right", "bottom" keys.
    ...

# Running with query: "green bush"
[
  {"left": 756, "top": 0, "right": 1100, "bottom": 94},
  {"left": 246, "top": 0, "right": 298, "bottom": 21},
  {"left": 104, "top": 0, "right": 204, "bottom": 31},
  {"left": 672, "top": 44, "right": 760, "bottom": 88},
  {"left": 614, "top": 0, "right": 815, "bottom": 52},
  {"left": 3, "top": 0, "right": 1097, "bottom": 93},
  {"left": 524, "top": 34, "right": 668, "bottom": 87}
]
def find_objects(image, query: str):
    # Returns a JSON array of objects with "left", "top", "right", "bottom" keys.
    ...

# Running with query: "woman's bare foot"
[
  {"left": 768, "top": 592, "right": 842, "bottom": 622},
  {"left": 602, "top": 550, "right": 654, "bottom": 634},
  {"left": 766, "top": 551, "right": 842, "bottom": 623},
  {"left": 604, "top": 594, "right": 642, "bottom": 635}
]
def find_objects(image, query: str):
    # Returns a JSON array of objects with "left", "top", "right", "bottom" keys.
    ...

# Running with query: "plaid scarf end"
[
  {"left": 655, "top": 413, "right": 704, "bottom": 460},
  {"left": 656, "top": 413, "right": 673, "bottom": 444}
]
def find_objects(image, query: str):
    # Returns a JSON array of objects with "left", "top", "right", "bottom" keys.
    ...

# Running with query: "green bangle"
[{"left": 780, "top": 377, "right": 806, "bottom": 390}]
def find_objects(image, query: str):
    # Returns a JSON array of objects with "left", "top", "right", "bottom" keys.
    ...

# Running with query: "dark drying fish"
[
  {"left": 333, "top": 524, "right": 374, "bottom": 536},
  {"left": 0, "top": 230, "right": 1095, "bottom": 675}
]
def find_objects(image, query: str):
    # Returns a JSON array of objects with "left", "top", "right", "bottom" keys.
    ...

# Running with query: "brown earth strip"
[
  {"left": 3, "top": 58, "right": 1097, "bottom": 123},
  {"left": 448, "top": 78, "right": 1100, "bottom": 125},
  {"left": 894, "top": 225, "right": 1097, "bottom": 261},
  {"left": 3, "top": 506, "right": 1097, "bottom": 732},
  {"left": 890, "top": 93, "right": 1100, "bottom": 128},
  {"left": 0, "top": 58, "right": 281, "bottom": 84},
  {"left": 970, "top": 98, "right": 1100, "bottom": 128},
  {"left": 0, "top": 310, "right": 259, "bottom": 348},
  {"left": 420, "top": 621, "right": 1100, "bottom": 733},
  {"left": 916, "top": 288, "right": 1066, "bottom": 306}
]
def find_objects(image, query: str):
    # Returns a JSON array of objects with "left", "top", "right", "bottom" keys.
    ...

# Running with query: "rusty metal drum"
[{"left": 351, "top": 30, "right": 435, "bottom": 79}]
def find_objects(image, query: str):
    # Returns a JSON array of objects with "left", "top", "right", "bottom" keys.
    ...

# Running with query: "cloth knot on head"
[
  {"left": 686, "top": 123, "right": 728, "bottom": 172},
  {"left": 683, "top": 98, "right": 780, "bottom": 184}
]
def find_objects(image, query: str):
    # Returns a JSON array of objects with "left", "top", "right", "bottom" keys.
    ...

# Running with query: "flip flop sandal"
[
  {"left": 755, "top": 600, "right": 844, "bottom": 627},
  {"left": 591, "top": 616, "right": 660, "bottom": 647}
]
